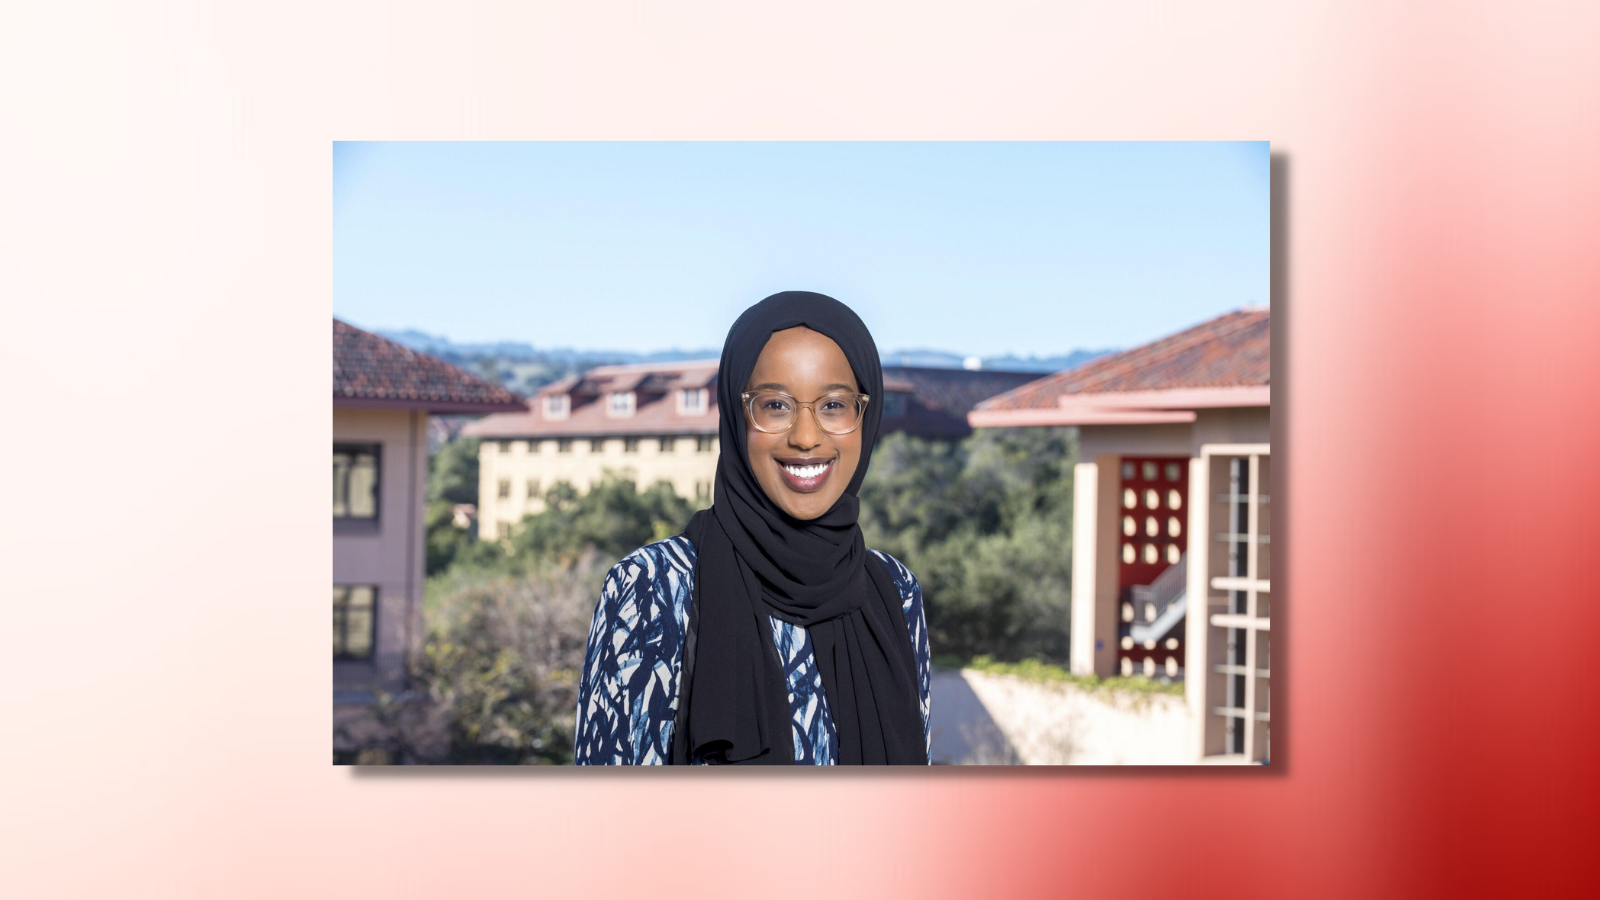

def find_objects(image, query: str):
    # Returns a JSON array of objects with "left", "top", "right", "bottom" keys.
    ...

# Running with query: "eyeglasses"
[{"left": 741, "top": 389, "right": 871, "bottom": 435}]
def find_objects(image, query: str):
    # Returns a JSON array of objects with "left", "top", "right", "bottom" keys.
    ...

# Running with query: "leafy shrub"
[{"left": 859, "top": 427, "right": 1076, "bottom": 663}]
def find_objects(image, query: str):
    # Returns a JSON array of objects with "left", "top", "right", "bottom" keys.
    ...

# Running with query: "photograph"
[
  {"left": 13, "top": 3, "right": 1598, "bottom": 897},
  {"left": 331, "top": 141, "right": 1271, "bottom": 765}
]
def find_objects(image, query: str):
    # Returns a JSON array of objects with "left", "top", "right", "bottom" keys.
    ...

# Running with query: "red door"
[{"left": 1117, "top": 457, "right": 1189, "bottom": 677}]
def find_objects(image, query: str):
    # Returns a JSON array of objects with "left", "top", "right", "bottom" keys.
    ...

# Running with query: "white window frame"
[
  {"left": 544, "top": 394, "right": 570, "bottom": 420},
  {"left": 607, "top": 391, "right": 636, "bottom": 417},
  {"left": 677, "top": 387, "right": 708, "bottom": 415},
  {"left": 1185, "top": 443, "right": 1271, "bottom": 764}
]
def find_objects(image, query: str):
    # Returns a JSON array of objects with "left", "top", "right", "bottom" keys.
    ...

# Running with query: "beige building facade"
[
  {"left": 464, "top": 359, "right": 723, "bottom": 539},
  {"left": 474, "top": 433, "right": 721, "bottom": 539}
]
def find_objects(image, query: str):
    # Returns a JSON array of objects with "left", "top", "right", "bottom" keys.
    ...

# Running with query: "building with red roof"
[
  {"left": 332, "top": 319, "right": 524, "bottom": 760},
  {"left": 464, "top": 359, "right": 1039, "bottom": 540},
  {"left": 970, "top": 307, "right": 1272, "bottom": 764}
]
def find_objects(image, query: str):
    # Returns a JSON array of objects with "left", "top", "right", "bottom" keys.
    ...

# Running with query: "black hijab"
[{"left": 670, "top": 291, "right": 925, "bottom": 765}]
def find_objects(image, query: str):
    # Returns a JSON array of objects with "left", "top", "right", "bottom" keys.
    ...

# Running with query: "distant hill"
[
  {"left": 377, "top": 328, "right": 1116, "bottom": 395},
  {"left": 377, "top": 329, "right": 718, "bottom": 366},
  {"left": 879, "top": 348, "right": 1115, "bottom": 373}
]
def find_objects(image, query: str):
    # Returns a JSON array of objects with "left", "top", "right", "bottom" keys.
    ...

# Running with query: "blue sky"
[{"left": 333, "top": 142, "right": 1268, "bottom": 357}]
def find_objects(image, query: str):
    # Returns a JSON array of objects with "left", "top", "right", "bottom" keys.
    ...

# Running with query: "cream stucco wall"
[
  {"left": 1068, "top": 407, "right": 1269, "bottom": 685},
  {"left": 930, "top": 669, "right": 1191, "bottom": 765},
  {"left": 1191, "top": 406, "right": 1271, "bottom": 449},
  {"left": 332, "top": 407, "right": 425, "bottom": 698},
  {"left": 477, "top": 436, "right": 720, "bottom": 539}
]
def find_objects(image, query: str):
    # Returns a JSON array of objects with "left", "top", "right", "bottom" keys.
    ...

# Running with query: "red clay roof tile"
[
  {"left": 333, "top": 319, "right": 524, "bottom": 411},
  {"left": 974, "top": 309, "right": 1269, "bottom": 412}
]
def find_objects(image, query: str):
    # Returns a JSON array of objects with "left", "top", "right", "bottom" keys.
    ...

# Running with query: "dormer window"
[
  {"left": 608, "top": 391, "right": 636, "bottom": 417},
  {"left": 678, "top": 387, "right": 708, "bottom": 415},
  {"left": 883, "top": 392, "right": 908, "bottom": 418},
  {"left": 544, "top": 394, "right": 570, "bottom": 420}
]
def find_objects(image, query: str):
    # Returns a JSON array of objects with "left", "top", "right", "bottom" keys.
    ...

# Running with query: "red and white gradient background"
[{"left": 3, "top": 3, "right": 1597, "bottom": 897}]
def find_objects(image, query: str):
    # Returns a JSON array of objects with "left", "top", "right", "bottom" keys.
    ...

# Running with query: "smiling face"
[{"left": 743, "top": 326, "right": 863, "bottom": 521}]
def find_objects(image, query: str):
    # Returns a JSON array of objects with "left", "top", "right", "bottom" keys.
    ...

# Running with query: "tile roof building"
[
  {"left": 462, "top": 360, "right": 724, "bottom": 538},
  {"left": 879, "top": 366, "right": 1042, "bottom": 438},
  {"left": 332, "top": 319, "right": 524, "bottom": 763},
  {"left": 463, "top": 359, "right": 1041, "bottom": 539},
  {"left": 971, "top": 308, "right": 1269, "bottom": 427},
  {"left": 334, "top": 318, "right": 524, "bottom": 412},
  {"left": 969, "top": 307, "right": 1272, "bottom": 764}
]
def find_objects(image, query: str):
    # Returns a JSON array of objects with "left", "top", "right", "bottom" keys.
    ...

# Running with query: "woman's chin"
[{"left": 776, "top": 493, "right": 834, "bottom": 521}]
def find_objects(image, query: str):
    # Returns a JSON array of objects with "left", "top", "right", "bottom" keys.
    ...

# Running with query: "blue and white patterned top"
[{"left": 574, "top": 534, "right": 931, "bottom": 765}]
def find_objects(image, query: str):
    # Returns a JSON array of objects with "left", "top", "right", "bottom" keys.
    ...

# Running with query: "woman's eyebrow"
[{"left": 749, "top": 382, "right": 859, "bottom": 392}]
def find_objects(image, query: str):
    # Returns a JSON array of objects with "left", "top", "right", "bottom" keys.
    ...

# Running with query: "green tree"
[
  {"left": 859, "top": 427, "right": 1076, "bottom": 663},
  {"left": 505, "top": 472, "right": 697, "bottom": 567},
  {"left": 336, "top": 555, "right": 604, "bottom": 765},
  {"left": 429, "top": 436, "right": 481, "bottom": 505},
  {"left": 425, "top": 437, "right": 481, "bottom": 576},
  {"left": 341, "top": 470, "right": 699, "bottom": 764},
  {"left": 416, "top": 556, "right": 603, "bottom": 763}
]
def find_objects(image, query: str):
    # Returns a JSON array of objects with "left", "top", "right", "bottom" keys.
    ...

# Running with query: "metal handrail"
[
  {"left": 1131, "top": 553, "right": 1186, "bottom": 623},
  {"left": 1128, "top": 553, "right": 1188, "bottom": 644}
]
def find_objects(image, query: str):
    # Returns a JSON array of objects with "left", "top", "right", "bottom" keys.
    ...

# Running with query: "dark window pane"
[
  {"left": 332, "top": 455, "right": 350, "bottom": 517},
  {"left": 348, "top": 452, "right": 377, "bottom": 517},
  {"left": 334, "top": 585, "right": 376, "bottom": 660},
  {"left": 334, "top": 445, "right": 379, "bottom": 520},
  {"left": 332, "top": 586, "right": 347, "bottom": 655}
]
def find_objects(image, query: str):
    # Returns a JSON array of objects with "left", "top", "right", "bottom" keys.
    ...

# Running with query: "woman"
[{"left": 574, "top": 291, "right": 930, "bottom": 765}]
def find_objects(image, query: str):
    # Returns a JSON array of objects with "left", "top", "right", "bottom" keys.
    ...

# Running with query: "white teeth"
[{"left": 783, "top": 462, "right": 829, "bottom": 479}]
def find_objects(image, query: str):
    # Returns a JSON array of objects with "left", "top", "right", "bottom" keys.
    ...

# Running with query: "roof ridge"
[
  {"left": 975, "top": 308, "right": 1267, "bottom": 410},
  {"left": 1067, "top": 308, "right": 1266, "bottom": 394},
  {"left": 588, "top": 358, "right": 720, "bottom": 374}
]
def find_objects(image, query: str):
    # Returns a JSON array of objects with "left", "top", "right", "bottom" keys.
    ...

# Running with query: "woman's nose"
[{"left": 788, "top": 407, "right": 824, "bottom": 448}]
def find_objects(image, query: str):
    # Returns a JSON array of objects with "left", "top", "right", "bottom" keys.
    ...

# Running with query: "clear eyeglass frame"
[{"left": 740, "top": 389, "right": 871, "bottom": 435}]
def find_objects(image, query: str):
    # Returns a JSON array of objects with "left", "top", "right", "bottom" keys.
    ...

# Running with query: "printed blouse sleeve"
[
  {"left": 574, "top": 559, "right": 635, "bottom": 765},
  {"left": 574, "top": 540, "right": 693, "bottom": 765},
  {"left": 906, "top": 569, "right": 932, "bottom": 764},
  {"left": 871, "top": 550, "right": 933, "bottom": 764}
]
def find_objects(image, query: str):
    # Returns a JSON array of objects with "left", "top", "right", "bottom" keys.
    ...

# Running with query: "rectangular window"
[
  {"left": 624, "top": 438, "right": 639, "bottom": 453},
  {"left": 1191, "top": 444, "right": 1272, "bottom": 764},
  {"left": 883, "top": 392, "right": 908, "bottom": 418},
  {"left": 659, "top": 436, "right": 677, "bottom": 453},
  {"left": 526, "top": 479, "right": 540, "bottom": 499},
  {"left": 544, "top": 394, "right": 570, "bottom": 420},
  {"left": 677, "top": 388, "right": 708, "bottom": 415},
  {"left": 557, "top": 439, "right": 572, "bottom": 453},
  {"left": 608, "top": 391, "right": 636, "bottom": 417},
  {"left": 590, "top": 439, "right": 606, "bottom": 453},
  {"left": 528, "top": 439, "right": 541, "bottom": 454},
  {"left": 498, "top": 440, "right": 512, "bottom": 453},
  {"left": 333, "top": 444, "right": 380, "bottom": 521},
  {"left": 333, "top": 586, "right": 376, "bottom": 661},
  {"left": 696, "top": 435, "right": 716, "bottom": 453},
  {"left": 497, "top": 478, "right": 511, "bottom": 498}
]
